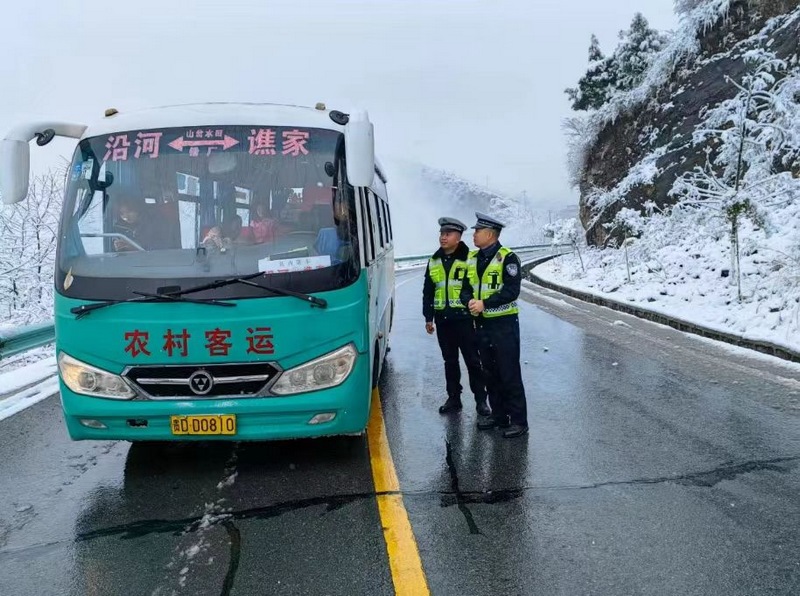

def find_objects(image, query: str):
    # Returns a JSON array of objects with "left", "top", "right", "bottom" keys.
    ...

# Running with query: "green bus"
[{"left": 0, "top": 103, "right": 394, "bottom": 441}]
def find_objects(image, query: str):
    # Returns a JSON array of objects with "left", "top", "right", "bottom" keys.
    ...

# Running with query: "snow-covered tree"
[
  {"left": 605, "top": 208, "right": 646, "bottom": 282},
  {"left": 562, "top": 116, "right": 597, "bottom": 187},
  {"left": 565, "top": 14, "right": 667, "bottom": 111},
  {"left": 614, "top": 14, "right": 669, "bottom": 91},
  {"left": 671, "top": 50, "right": 800, "bottom": 300},
  {"left": 674, "top": 0, "right": 707, "bottom": 15},
  {"left": 543, "top": 217, "right": 586, "bottom": 271},
  {"left": 0, "top": 168, "right": 64, "bottom": 325},
  {"left": 565, "top": 35, "right": 619, "bottom": 111}
]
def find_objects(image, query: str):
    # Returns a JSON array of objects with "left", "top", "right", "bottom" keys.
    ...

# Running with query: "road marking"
[
  {"left": 395, "top": 272, "right": 423, "bottom": 290},
  {"left": 367, "top": 388, "right": 430, "bottom": 595}
]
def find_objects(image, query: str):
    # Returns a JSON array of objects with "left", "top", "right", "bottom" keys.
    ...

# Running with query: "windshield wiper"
[
  {"left": 131, "top": 290, "right": 238, "bottom": 307},
  {"left": 70, "top": 292, "right": 236, "bottom": 319},
  {"left": 231, "top": 277, "right": 328, "bottom": 309},
  {"left": 170, "top": 273, "right": 328, "bottom": 309},
  {"left": 71, "top": 272, "right": 327, "bottom": 319}
]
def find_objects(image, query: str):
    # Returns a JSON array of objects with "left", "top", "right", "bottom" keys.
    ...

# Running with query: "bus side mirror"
[
  {"left": 344, "top": 111, "right": 375, "bottom": 188},
  {"left": 0, "top": 139, "right": 30, "bottom": 204}
]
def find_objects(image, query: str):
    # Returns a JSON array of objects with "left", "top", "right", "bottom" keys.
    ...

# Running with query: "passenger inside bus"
[
  {"left": 112, "top": 197, "right": 174, "bottom": 252},
  {"left": 202, "top": 214, "right": 248, "bottom": 252},
  {"left": 314, "top": 198, "right": 353, "bottom": 264},
  {"left": 250, "top": 201, "right": 278, "bottom": 243}
]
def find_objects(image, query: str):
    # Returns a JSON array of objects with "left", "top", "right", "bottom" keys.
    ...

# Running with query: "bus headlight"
[
  {"left": 271, "top": 344, "right": 357, "bottom": 395},
  {"left": 58, "top": 353, "right": 136, "bottom": 399}
]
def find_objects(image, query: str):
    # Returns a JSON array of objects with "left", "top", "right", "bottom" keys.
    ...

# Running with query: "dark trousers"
[
  {"left": 435, "top": 318, "right": 487, "bottom": 403},
  {"left": 476, "top": 316, "right": 527, "bottom": 426}
]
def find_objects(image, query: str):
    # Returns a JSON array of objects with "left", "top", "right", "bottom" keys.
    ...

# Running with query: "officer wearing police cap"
[
  {"left": 423, "top": 217, "right": 490, "bottom": 416},
  {"left": 460, "top": 212, "right": 529, "bottom": 438}
]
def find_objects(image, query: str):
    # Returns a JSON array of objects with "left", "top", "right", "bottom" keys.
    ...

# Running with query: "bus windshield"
[{"left": 57, "top": 125, "right": 359, "bottom": 301}]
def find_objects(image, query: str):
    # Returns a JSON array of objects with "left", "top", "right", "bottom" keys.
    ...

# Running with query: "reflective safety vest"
[
  {"left": 428, "top": 255, "right": 469, "bottom": 310},
  {"left": 466, "top": 247, "right": 519, "bottom": 318}
]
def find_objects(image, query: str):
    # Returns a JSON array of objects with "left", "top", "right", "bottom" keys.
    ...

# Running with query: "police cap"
[
  {"left": 471, "top": 212, "right": 505, "bottom": 231},
  {"left": 438, "top": 217, "right": 467, "bottom": 234}
]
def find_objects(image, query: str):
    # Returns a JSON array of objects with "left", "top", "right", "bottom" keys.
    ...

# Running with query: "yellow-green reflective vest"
[
  {"left": 466, "top": 247, "right": 519, "bottom": 318},
  {"left": 428, "top": 256, "right": 469, "bottom": 310}
]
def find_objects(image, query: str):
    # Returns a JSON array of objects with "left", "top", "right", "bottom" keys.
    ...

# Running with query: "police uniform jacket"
[
  {"left": 459, "top": 242, "right": 522, "bottom": 319},
  {"left": 423, "top": 241, "right": 472, "bottom": 323}
]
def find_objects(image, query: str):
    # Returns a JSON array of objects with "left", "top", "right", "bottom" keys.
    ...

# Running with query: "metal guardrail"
[
  {"left": 0, "top": 244, "right": 568, "bottom": 362},
  {"left": 0, "top": 321, "right": 57, "bottom": 360},
  {"left": 394, "top": 243, "right": 567, "bottom": 263}
]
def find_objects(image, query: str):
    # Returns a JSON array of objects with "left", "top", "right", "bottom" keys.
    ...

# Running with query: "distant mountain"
[{"left": 382, "top": 159, "right": 557, "bottom": 254}]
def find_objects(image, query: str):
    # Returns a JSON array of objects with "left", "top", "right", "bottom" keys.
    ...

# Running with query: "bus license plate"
[{"left": 170, "top": 415, "right": 237, "bottom": 436}]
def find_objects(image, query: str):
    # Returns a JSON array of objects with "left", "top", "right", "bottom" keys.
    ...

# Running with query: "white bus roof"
[
  {"left": 83, "top": 102, "right": 346, "bottom": 138},
  {"left": 82, "top": 102, "right": 387, "bottom": 183}
]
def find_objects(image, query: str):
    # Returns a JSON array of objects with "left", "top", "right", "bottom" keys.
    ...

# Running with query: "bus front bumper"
[{"left": 59, "top": 359, "right": 371, "bottom": 441}]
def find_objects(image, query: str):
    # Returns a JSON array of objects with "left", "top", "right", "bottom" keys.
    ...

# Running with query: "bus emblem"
[{"left": 188, "top": 370, "right": 214, "bottom": 395}]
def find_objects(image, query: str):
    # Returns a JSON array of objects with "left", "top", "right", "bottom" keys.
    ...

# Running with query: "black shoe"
[
  {"left": 502, "top": 424, "right": 529, "bottom": 439},
  {"left": 438, "top": 396, "right": 463, "bottom": 414},
  {"left": 477, "top": 414, "right": 510, "bottom": 430},
  {"left": 476, "top": 400, "right": 491, "bottom": 417}
]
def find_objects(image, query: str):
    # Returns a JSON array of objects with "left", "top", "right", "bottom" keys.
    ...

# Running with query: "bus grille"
[{"left": 123, "top": 362, "right": 281, "bottom": 399}]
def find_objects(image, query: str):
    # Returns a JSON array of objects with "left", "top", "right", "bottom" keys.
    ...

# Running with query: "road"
[{"left": 0, "top": 264, "right": 799, "bottom": 595}]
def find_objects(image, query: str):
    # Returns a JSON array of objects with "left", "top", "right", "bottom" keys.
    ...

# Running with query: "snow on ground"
[
  {"left": 550, "top": 3, "right": 800, "bottom": 360},
  {"left": 0, "top": 353, "right": 58, "bottom": 421},
  {"left": 535, "top": 206, "right": 800, "bottom": 355}
]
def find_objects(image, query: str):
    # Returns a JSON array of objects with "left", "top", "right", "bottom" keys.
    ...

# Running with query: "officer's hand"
[
  {"left": 468, "top": 299, "right": 485, "bottom": 315},
  {"left": 425, "top": 322, "right": 435, "bottom": 335}
]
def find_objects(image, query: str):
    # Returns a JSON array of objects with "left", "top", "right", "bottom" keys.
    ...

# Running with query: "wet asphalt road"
[{"left": 1, "top": 266, "right": 799, "bottom": 595}]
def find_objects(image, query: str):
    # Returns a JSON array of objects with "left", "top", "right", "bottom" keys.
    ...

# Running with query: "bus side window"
[
  {"left": 360, "top": 188, "right": 375, "bottom": 264},
  {"left": 384, "top": 201, "right": 393, "bottom": 242},
  {"left": 367, "top": 189, "right": 382, "bottom": 256},
  {"left": 373, "top": 191, "right": 385, "bottom": 249},
  {"left": 380, "top": 199, "right": 390, "bottom": 246}
]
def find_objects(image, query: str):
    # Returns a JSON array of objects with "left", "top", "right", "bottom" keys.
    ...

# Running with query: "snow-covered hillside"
[
  {"left": 384, "top": 158, "right": 567, "bottom": 255},
  {"left": 545, "top": 0, "right": 800, "bottom": 357},
  {"left": 539, "top": 198, "right": 800, "bottom": 354}
]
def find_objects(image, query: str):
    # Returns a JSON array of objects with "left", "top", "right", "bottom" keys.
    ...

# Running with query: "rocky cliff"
[{"left": 578, "top": 0, "right": 800, "bottom": 246}]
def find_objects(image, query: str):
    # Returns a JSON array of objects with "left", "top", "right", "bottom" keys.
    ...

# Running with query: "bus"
[{"left": 0, "top": 103, "right": 395, "bottom": 441}]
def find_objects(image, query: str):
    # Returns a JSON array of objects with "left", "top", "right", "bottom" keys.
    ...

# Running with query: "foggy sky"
[{"left": 1, "top": 0, "right": 677, "bottom": 207}]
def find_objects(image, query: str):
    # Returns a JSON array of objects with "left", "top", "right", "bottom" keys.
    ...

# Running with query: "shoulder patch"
[{"left": 506, "top": 263, "right": 518, "bottom": 277}]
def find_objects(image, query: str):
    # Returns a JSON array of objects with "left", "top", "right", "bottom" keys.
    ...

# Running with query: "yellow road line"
[{"left": 367, "top": 388, "right": 430, "bottom": 595}]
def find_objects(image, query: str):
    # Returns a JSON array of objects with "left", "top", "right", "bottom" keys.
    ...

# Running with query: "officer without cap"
[
  {"left": 423, "top": 217, "right": 490, "bottom": 416},
  {"left": 460, "top": 212, "right": 529, "bottom": 438}
]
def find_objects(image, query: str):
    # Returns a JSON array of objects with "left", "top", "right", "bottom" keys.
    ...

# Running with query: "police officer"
[
  {"left": 460, "top": 212, "right": 529, "bottom": 438},
  {"left": 423, "top": 217, "right": 490, "bottom": 416}
]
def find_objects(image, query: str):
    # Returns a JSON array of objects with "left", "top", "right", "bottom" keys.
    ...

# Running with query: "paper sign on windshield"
[{"left": 258, "top": 255, "right": 331, "bottom": 274}]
